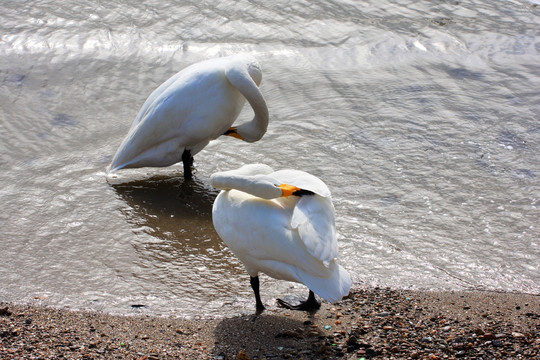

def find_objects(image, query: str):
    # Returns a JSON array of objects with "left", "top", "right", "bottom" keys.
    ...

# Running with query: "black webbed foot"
[{"left": 277, "top": 290, "right": 321, "bottom": 312}]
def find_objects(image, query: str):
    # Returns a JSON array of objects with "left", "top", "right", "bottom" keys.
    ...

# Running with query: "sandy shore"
[{"left": 1, "top": 288, "right": 538, "bottom": 359}]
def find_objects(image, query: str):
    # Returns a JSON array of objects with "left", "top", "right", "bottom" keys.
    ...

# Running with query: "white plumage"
[
  {"left": 108, "top": 55, "right": 269, "bottom": 179},
  {"left": 211, "top": 164, "right": 351, "bottom": 311}
]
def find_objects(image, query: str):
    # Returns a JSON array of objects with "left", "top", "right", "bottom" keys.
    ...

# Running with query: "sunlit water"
[{"left": 1, "top": 0, "right": 539, "bottom": 318}]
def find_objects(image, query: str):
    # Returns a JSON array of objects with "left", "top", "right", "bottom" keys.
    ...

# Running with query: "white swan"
[
  {"left": 108, "top": 55, "right": 269, "bottom": 179},
  {"left": 211, "top": 164, "right": 351, "bottom": 312}
]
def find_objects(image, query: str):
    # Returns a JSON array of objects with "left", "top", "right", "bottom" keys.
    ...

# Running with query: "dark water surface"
[{"left": 1, "top": 0, "right": 539, "bottom": 317}]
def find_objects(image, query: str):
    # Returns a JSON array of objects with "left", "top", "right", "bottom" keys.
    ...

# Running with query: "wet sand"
[{"left": 1, "top": 288, "right": 538, "bottom": 359}]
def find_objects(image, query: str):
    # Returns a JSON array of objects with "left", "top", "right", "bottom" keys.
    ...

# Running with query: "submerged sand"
[{"left": 1, "top": 288, "right": 539, "bottom": 359}]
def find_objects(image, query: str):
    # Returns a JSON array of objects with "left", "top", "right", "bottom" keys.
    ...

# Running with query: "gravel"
[{"left": 1, "top": 288, "right": 538, "bottom": 359}]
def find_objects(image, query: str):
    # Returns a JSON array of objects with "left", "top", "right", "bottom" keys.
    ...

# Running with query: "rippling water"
[{"left": 1, "top": 0, "right": 539, "bottom": 317}]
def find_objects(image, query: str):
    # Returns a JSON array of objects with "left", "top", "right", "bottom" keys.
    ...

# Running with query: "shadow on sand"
[{"left": 212, "top": 312, "right": 327, "bottom": 359}]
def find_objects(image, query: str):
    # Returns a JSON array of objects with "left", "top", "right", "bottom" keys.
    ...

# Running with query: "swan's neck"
[
  {"left": 224, "top": 57, "right": 269, "bottom": 143},
  {"left": 211, "top": 174, "right": 282, "bottom": 199},
  {"left": 236, "top": 97, "right": 269, "bottom": 142}
]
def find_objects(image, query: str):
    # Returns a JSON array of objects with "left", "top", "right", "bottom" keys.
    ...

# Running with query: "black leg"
[
  {"left": 250, "top": 276, "right": 265, "bottom": 313},
  {"left": 181, "top": 149, "right": 193, "bottom": 180},
  {"left": 277, "top": 290, "right": 321, "bottom": 312}
]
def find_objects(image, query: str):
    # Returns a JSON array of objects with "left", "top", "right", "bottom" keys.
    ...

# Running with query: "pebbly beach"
[{"left": 1, "top": 287, "right": 538, "bottom": 359}]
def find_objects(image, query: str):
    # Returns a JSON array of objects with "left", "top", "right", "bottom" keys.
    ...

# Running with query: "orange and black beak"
[
  {"left": 279, "top": 184, "right": 315, "bottom": 197},
  {"left": 223, "top": 127, "right": 244, "bottom": 140}
]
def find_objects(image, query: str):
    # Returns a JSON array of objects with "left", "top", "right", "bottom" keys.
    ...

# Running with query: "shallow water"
[{"left": 1, "top": 0, "right": 539, "bottom": 317}]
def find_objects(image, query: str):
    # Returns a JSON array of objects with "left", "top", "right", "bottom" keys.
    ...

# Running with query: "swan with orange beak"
[{"left": 211, "top": 164, "right": 351, "bottom": 312}]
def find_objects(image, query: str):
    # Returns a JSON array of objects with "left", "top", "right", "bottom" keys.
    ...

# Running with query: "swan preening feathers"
[
  {"left": 108, "top": 55, "right": 269, "bottom": 179},
  {"left": 211, "top": 164, "right": 352, "bottom": 311},
  {"left": 107, "top": 54, "right": 351, "bottom": 311}
]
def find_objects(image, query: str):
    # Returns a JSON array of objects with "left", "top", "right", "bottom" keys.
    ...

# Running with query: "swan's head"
[
  {"left": 247, "top": 60, "right": 262, "bottom": 86},
  {"left": 222, "top": 54, "right": 267, "bottom": 143},
  {"left": 211, "top": 164, "right": 316, "bottom": 200}
]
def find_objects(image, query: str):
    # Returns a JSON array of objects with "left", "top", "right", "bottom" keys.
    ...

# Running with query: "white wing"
[
  {"left": 291, "top": 195, "right": 338, "bottom": 265},
  {"left": 270, "top": 169, "right": 337, "bottom": 263}
]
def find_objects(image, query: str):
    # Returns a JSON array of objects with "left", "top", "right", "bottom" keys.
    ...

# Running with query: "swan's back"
[
  {"left": 211, "top": 166, "right": 351, "bottom": 303},
  {"left": 108, "top": 58, "right": 248, "bottom": 172}
]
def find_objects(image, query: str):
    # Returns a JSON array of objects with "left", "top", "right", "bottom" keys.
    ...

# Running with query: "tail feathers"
[
  {"left": 106, "top": 163, "right": 122, "bottom": 174},
  {"left": 297, "top": 262, "right": 351, "bottom": 303}
]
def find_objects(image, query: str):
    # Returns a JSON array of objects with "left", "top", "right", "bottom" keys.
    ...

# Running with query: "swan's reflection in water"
[
  {"left": 110, "top": 174, "right": 253, "bottom": 314},
  {"left": 112, "top": 175, "right": 218, "bottom": 246}
]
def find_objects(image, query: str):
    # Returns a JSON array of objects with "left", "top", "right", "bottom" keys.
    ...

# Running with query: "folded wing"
[{"left": 291, "top": 195, "right": 338, "bottom": 265}]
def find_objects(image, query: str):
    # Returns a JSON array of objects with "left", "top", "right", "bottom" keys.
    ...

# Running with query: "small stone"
[
  {"left": 480, "top": 333, "right": 495, "bottom": 340},
  {"left": 473, "top": 328, "right": 485, "bottom": 335},
  {"left": 0, "top": 307, "right": 11, "bottom": 316},
  {"left": 346, "top": 335, "right": 358, "bottom": 346},
  {"left": 421, "top": 336, "right": 433, "bottom": 343},
  {"left": 365, "top": 348, "right": 376, "bottom": 357},
  {"left": 314, "top": 343, "right": 331, "bottom": 355},
  {"left": 492, "top": 340, "right": 503, "bottom": 347},
  {"left": 237, "top": 349, "right": 251, "bottom": 360}
]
